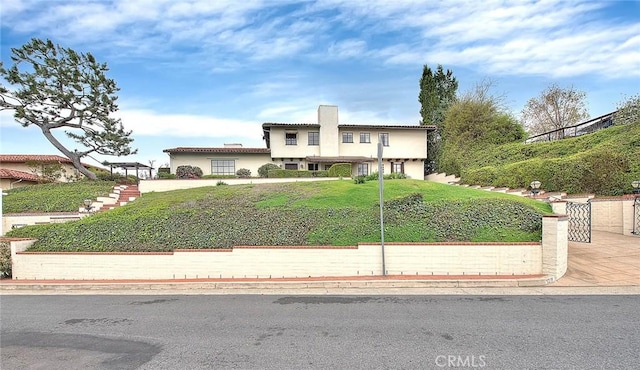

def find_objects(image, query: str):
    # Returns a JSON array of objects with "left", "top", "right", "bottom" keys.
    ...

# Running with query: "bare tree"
[{"left": 521, "top": 84, "right": 589, "bottom": 138}]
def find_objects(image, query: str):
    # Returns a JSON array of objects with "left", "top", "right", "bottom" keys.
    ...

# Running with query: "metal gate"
[
  {"left": 567, "top": 201, "right": 591, "bottom": 243},
  {"left": 634, "top": 197, "right": 640, "bottom": 236}
]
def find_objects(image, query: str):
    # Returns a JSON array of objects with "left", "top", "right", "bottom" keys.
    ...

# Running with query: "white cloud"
[{"left": 115, "top": 109, "right": 262, "bottom": 139}]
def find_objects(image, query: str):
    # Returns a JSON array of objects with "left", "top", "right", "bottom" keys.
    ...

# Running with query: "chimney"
[
  {"left": 318, "top": 105, "right": 339, "bottom": 156},
  {"left": 318, "top": 105, "right": 339, "bottom": 125},
  {"left": 223, "top": 143, "right": 243, "bottom": 148}
]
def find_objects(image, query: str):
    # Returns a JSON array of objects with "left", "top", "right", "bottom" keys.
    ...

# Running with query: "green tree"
[
  {"left": 613, "top": 94, "right": 640, "bottom": 126},
  {"left": 440, "top": 80, "right": 525, "bottom": 176},
  {"left": 418, "top": 64, "right": 458, "bottom": 173},
  {"left": 521, "top": 84, "right": 589, "bottom": 138},
  {"left": 0, "top": 38, "right": 136, "bottom": 180}
]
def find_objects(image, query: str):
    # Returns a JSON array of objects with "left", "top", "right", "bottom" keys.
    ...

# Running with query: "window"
[
  {"left": 284, "top": 163, "right": 298, "bottom": 170},
  {"left": 324, "top": 164, "right": 332, "bottom": 170},
  {"left": 392, "top": 162, "right": 404, "bottom": 174},
  {"left": 359, "top": 132, "right": 371, "bottom": 143},
  {"left": 357, "top": 163, "right": 368, "bottom": 176},
  {"left": 211, "top": 160, "right": 235, "bottom": 175},
  {"left": 308, "top": 132, "right": 319, "bottom": 146},
  {"left": 342, "top": 132, "right": 353, "bottom": 143},
  {"left": 286, "top": 133, "right": 297, "bottom": 145},
  {"left": 308, "top": 163, "right": 319, "bottom": 171},
  {"left": 379, "top": 133, "right": 389, "bottom": 146}
]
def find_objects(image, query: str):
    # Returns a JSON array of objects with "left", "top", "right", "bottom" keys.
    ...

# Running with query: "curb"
[{"left": 0, "top": 277, "right": 550, "bottom": 292}]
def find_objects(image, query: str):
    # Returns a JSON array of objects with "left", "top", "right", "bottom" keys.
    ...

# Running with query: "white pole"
[
  {"left": 377, "top": 142, "right": 385, "bottom": 276},
  {"left": 0, "top": 192, "right": 6, "bottom": 236}
]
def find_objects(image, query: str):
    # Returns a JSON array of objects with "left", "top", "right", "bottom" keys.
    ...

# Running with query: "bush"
[
  {"left": 385, "top": 172, "right": 407, "bottom": 180},
  {"left": 0, "top": 241, "right": 11, "bottom": 278},
  {"left": 268, "top": 169, "right": 311, "bottom": 178},
  {"left": 328, "top": 163, "right": 351, "bottom": 177},
  {"left": 354, "top": 176, "right": 365, "bottom": 184},
  {"left": 236, "top": 168, "right": 251, "bottom": 178},
  {"left": 216, "top": 181, "right": 228, "bottom": 186},
  {"left": 158, "top": 172, "right": 177, "bottom": 179},
  {"left": 258, "top": 163, "right": 280, "bottom": 178},
  {"left": 176, "top": 165, "right": 203, "bottom": 179}
]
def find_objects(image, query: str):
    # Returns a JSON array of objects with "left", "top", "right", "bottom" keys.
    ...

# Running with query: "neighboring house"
[
  {"left": 0, "top": 154, "right": 101, "bottom": 190},
  {"left": 164, "top": 105, "right": 435, "bottom": 179},
  {"left": 0, "top": 168, "right": 40, "bottom": 189}
]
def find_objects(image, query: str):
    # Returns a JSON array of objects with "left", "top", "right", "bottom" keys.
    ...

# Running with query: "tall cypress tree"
[{"left": 418, "top": 64, "right": 458, "bottom": 173}]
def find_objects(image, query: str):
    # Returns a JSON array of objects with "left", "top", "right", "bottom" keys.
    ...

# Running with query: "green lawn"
[{"left": 6, "top": 179, "right": 552, "bottom": 252}]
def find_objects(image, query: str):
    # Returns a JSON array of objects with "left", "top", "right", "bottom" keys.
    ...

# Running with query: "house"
[
  {"left": 164, "top": 105, "right": 435, "bottom": 179},
  {"left": 0, "top": 154, "right": 101, "bottom": 190}
]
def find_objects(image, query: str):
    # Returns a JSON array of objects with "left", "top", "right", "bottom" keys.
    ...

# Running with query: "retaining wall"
[
  {"left": 8, "top": 216, "right": 567, "bottom": 283},
  {"left": 551, "top": 196, "right": 637, "bottom": 236},
  {"left": 139, "top": 177, "right": 342, "bottom": 194}
]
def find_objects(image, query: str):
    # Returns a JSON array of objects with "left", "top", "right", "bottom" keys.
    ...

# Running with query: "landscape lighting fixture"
[
  {"left": 632, "top": 180, "right": 640, "bottom": 194},
  {"left": 84, "top": 199, "right": 93, "bottom": 212},
  {"left": 530, "top": 180, "right": 542, "bottom": 196}
]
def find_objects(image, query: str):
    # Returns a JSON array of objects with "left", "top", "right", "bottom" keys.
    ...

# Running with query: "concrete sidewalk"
[{"left": 1, "top": 230, "right": 637, "bottom": 295}]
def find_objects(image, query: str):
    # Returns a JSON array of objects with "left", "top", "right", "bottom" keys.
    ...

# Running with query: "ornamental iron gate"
[
  {"left": 634, "top": 197, "right": 640, "bottom": 236},
  {"left": 567, "top": 201, "right": 591, "bottom": 243}
]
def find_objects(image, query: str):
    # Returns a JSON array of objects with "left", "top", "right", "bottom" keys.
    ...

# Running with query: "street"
[{"left": 1, "top": 295, "right": 638, "bottom": 369}]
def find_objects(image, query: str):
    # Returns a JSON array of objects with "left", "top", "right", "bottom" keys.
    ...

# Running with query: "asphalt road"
[{"left": 1, "top": 295, "right": 638, "bottom": 369}]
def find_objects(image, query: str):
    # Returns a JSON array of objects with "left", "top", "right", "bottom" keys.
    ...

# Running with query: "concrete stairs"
[
  {"left": 424, "top": 172, "right": 591, "bottom": 201},
  {"left": 79, "top": 184, "right": 141, "bottom": 213}
]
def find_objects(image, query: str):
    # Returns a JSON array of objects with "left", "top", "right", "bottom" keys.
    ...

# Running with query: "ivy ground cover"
[{"left": 6, "top": 180, "right": 552, "bottom": 252}]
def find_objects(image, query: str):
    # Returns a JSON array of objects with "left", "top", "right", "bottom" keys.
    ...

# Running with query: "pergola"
[{"left": 104, "top": 162, "right": 154, "bottom": 179}]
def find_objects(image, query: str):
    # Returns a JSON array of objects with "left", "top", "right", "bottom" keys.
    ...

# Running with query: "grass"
[
  {"left": 2, "top": 181, "right": 116, "bottom": 213},
  {"left": 6, "top": 180, "right": 552, "bottom": 252}
]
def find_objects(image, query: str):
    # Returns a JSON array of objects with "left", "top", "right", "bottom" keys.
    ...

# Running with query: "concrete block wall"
[
  {"left": 9, "top": 216, "right": 567, "bottom": 282},
  {"left": 139, "top": 177, "right": 341, "bottom": 193},
  {"left": 541, "top": 215, "right": 568, "bottom": 282},
  {"left": 2, "top": 213, "right": 88, "bottom": 236},
  {"left": 555, "top": 197, "right": 637, "bottom": 236}
]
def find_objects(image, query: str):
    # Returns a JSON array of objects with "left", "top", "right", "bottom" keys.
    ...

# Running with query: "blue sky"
[{"left": 1, "top": 0, "right": 639, "bottom": 169}]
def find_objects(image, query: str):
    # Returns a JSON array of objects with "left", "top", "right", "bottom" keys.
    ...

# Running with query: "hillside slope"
[
  {"left": 457, "top": 121, "right": 640, "bottom": 195},
  {"left": 6, "top": 180, "right": 551, "bottom": 251}
]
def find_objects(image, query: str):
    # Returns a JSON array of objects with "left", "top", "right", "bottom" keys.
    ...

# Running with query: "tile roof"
[
  {"left": 338, "top": 124, "right": 436, "bottom": 130},
  {"left": 0, "top": 168, "right": 40, "bottom": 182},
  {"left": 262, "top": 123, "right": 436, "bottom": 130},
  {"left": 0, "top": 154, "right": 73, "bottom": 163},
  {"left": 262, "top": 123, "right": 320, "bottom": 128},
  {"left": 163, "top": 147, "right": 271, "bottom": 154}
]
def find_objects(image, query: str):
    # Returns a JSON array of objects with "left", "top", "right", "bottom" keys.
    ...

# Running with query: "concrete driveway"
[{"left": 550, "top": 231, "right": 640, "bottom": 287}]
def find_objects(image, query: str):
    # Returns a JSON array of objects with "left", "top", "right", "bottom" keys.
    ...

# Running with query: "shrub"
[
  {"left": 0, "top": 241, "right": 11, "bottom": 278},
  {"left": 328, "top": 163, "right": 351, "bottom": 177},
  {"left": 216, "top": 181, "right": 228, "bottom": 186},
  {"left": 354, "top": 176, "right": 365, "bottom": 184},
  {"left": 384, "top": 172, "right": 407, "bottom": 180},
  {"left": 176, "top": 165, "right": 203, "bottom": 179},
  {"left": 158, "top": 172, "right": 177, "bottom": 179},
  {"left": 258, "top": 163, "right": 280, "bottom": 178},
  {"left": 236, "top": 168, "right": 251, "bottom": 178}
]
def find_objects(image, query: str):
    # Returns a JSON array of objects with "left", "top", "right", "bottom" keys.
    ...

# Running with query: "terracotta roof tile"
[
  {"left": 0, "top": 168, "right": 40, "bottom": 182},
  {"left": 0, "top": 154, "right": 72, "bottom": 163},
  {"left": 163, "top": 147, "right": 271, "bottom": 154}
]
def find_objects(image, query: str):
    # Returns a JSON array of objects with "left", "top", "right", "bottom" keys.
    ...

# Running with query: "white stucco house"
[{"left": 163, "top": 105, "right": 435, "bottom": 179}]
